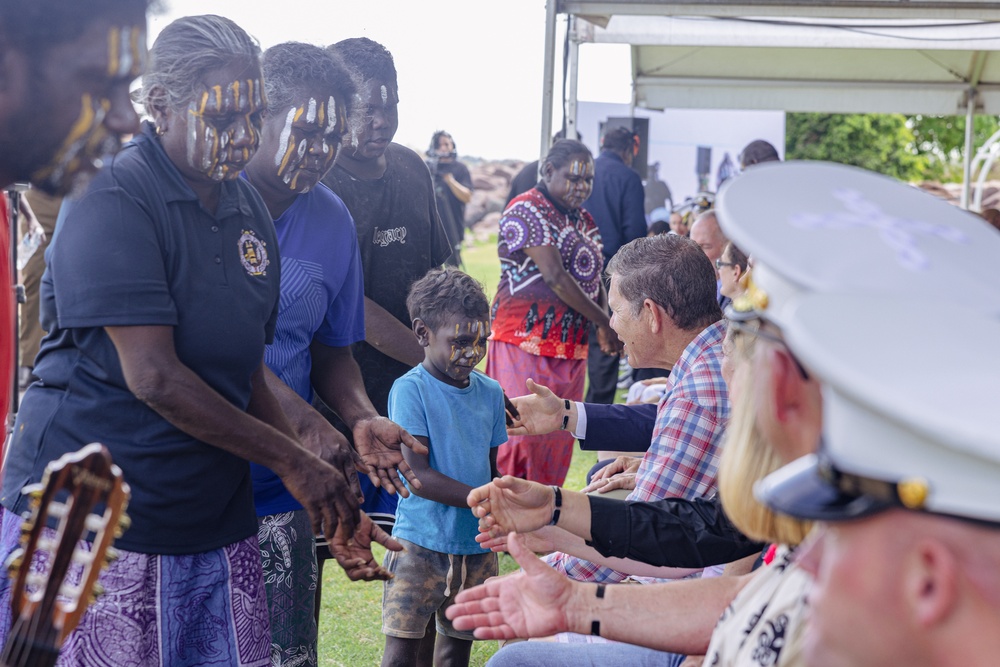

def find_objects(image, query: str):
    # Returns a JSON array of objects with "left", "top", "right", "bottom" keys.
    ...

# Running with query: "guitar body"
[{"left": 1, "top": 444, "right": 130, "bottom": 667}]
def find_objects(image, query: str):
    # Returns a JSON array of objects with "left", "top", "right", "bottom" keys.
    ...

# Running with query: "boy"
[{"left": 381, "top": 268, "right": 507, "bottom": 667}]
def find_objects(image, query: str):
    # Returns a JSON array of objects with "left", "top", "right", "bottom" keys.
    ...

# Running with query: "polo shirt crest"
[{"left": 239, "top": 229, "right": 269, "bottom": 276}]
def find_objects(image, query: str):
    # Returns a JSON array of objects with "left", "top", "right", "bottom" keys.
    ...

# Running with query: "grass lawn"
[{"left": 316, "top": 236, "right": 602, "bottom": 665}]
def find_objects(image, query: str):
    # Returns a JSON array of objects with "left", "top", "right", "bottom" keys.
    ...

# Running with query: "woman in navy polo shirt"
[{"left": 0, "top": 16, "right": 359, "bottom": 666}]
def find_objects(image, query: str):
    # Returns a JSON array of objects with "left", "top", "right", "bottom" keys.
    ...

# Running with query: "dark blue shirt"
[
  {"left": 583, "top": 150, "right": 647, "bottom": 266},
  {"left": 1, "top": 123, "right": 280, "bottom": 555}
]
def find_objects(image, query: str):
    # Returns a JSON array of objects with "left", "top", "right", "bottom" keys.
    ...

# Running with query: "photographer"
[{"left": 426, "top": 131, "right": 473, "bottom": 266}]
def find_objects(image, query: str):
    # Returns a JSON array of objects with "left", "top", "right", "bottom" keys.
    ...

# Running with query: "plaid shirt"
[{"left": 544, "top": 319, "right": 730, "bottom": 583}]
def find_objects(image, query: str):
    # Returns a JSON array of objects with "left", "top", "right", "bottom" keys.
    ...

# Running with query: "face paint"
[
  {"left": 32, "top": 25, "right": 147, "bottom": 192},
  {"left": 270, "top": 95, "right": 346, "bottom": 192},
  {"left": 107, "top": 25, "right": 144, "bottom": 78},
  {"left": 446, "top": 320, "right": 489, "bottom": 367},
  {"left": 544, "top": 154, "right": 595, "bottom": 210},
  {"left": 381, "top": 85, "right": 388, "bottom": 105},
  {"left": 185, "top": 77, "right": 264, "bottom": 181},
  {"left": 569, "top": 159, "right": 591, "bottom": 177},
  {"left": 424, "top": 318, "right": 490, "bottom": 388}
]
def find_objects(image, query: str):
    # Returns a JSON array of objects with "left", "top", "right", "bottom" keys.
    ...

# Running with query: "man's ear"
[
  {"left": 906, "top": 538, "right": 958, "bottom": 630},
  {"left": 412, "top": 318, "right": 430, "bottom": 347},
  {"left": 643, "top": 298, "right": 664, "bottom": 334}
]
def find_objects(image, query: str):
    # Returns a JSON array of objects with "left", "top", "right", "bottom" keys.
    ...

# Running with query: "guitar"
[{"left": 0, "top": 444, "right": 130, "bottom": 667}]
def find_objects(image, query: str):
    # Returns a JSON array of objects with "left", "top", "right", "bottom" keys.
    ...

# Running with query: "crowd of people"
[{"left": 1, "top": 3, "right": 999, "bottom": 667}]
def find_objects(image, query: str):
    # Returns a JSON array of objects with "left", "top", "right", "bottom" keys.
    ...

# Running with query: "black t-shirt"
[
  {"left": 322, "top": 143, "right": 452, "bottom": 414},
  {"left": 506, "top": 160, "right": 540, "bottom": 207},
  {"left": 429, "top": 158, "right": 472, "bottom": 247}
]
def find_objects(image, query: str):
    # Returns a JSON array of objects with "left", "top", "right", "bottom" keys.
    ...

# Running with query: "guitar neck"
[{"left": 0, "top": 622, "right": 59, "bottom": 667}]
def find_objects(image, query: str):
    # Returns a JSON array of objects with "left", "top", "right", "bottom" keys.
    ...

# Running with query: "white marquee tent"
[{"left": 540, "top": 0, "right": 1000, "bottom": 205}]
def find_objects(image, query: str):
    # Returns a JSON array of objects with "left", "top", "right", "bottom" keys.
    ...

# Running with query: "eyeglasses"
[{"left": 715, "top": 258, "right": 737, "bottom": 269}]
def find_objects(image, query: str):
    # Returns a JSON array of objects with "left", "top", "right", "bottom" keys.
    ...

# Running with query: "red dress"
[{"left": 487, "top": 187, "right": 603, "bottom": 486}]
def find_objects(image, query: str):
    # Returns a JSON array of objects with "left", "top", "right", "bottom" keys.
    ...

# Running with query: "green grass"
[{"left": 317, "top": 236, "right": 600, "bottom": 666}]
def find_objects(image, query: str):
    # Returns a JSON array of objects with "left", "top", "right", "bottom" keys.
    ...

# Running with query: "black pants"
[{"left": 585, "top": 322, "right": 619, "bottom": 404}]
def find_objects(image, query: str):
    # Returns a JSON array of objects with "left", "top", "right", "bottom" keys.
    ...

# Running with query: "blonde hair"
[{"left": 717, "top": 325, "right": 813, "bottom": 546}]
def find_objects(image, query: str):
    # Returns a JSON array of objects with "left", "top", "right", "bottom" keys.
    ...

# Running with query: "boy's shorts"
[{"left": 382, "top": 537, "right": 498, "bottom": 641}]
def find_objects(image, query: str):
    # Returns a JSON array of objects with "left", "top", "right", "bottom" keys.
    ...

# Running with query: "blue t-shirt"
[
  {"left": 252, "top": 182, "right": 366, "bottom": 516},
  {"left": 388, "top": 365, "right": 507, "bottom": 555},
  {"left": 1, "top": 122, "right": 280, "bottom": 555}
]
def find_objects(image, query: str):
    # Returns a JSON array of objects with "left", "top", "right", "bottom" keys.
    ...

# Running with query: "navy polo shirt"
[{"left": 1, "top": 123, "right": 280, "bottom": 555}]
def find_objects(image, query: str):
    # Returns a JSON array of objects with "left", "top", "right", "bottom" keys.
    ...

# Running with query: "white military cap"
[
  {"left": 757, "top": 293, "right": 1000, "bottom": 525},
  {"left": 716, "top": 161, "right": 1000, "bottom": 329}
]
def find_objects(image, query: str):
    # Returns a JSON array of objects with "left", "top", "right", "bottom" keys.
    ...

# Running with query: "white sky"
[{"left": 149, "top": 0, "right": 633, "bottom": 161}]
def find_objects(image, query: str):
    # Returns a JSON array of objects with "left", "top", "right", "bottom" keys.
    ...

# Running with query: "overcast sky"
[{"left": 149, "top": 0, "right": 632, "bottom": 160}]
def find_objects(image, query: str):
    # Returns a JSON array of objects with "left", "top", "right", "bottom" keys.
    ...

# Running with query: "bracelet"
[
  {"left": 560, "top": 399, "right": 571, "bottom": 430},
  {"left": 591, "top": 584, "right": 606, "bottom": 636},
  {"left": 548, "top": 485, "right": 562, "bottom": 526}
]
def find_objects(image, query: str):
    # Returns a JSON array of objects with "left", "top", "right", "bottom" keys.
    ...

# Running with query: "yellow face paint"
[
  {"left": 186, "top": 77, "right": 265, "bottom": 181},
  {"left": 33, "top": 25, "right": 146, "bottom": 193},
  {"left": 271, "top": 95, "right": 346, "bottom": 192}
]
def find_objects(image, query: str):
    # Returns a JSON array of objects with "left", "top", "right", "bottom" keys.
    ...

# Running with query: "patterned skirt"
[
  {"left": 0, "top": 507, "right": 270, "bottom": 667},
  {"left": 486, "top": 340, "right": 585, "bottom": 486}
]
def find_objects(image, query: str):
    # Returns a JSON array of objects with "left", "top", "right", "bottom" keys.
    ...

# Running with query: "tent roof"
[{"left": 570, "top": 8, "right": 1000, "bottom": 115}]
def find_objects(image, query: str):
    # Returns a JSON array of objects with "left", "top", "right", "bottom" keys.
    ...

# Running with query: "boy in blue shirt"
[{"left": 381, "top": 268, "right": 507, "bottom": 667}]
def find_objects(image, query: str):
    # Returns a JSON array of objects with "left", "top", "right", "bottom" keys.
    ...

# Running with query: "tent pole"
[
  {"left": 541, "top": 0, "right": 558, "bottom": 162},
  {"left": 566, "top": 15, "right": 580, "bottom": 141},
  {"left": 961, "top": 88, "right": 976, "bottom": 210}
]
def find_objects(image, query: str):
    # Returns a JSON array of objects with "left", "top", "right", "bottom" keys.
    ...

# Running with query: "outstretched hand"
[
  {"left": 471, "top": 475, "right": 555, "bottom": 539},
  {"left": 506, "top": 379, "right": 565, "bottom": 436},
  {"left": 329, "top": 511, "right": 403, "bottom": 581},
  {"left": 446, "top": 532, "right": 577, "bottom": 640},
  {"left": 352, "top": 416, "right": 428, "bottom": 496}
]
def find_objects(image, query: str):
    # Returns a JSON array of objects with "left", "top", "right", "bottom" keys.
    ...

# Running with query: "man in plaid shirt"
[{"left": 506, "top": 234, "right": 730, "bottom": 583}]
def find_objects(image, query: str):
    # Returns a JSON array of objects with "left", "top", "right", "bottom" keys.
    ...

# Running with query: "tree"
[
  {"left": 785, "top": 113, "right": 926, "bottom": 181},
  {"left": 909, "top": 114, "right": 1000, "bottom": 181}
]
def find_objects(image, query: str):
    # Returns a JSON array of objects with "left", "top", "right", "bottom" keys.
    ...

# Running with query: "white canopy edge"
[{"left": 559, "top": 0, "right": 1000, "bottom": 21}]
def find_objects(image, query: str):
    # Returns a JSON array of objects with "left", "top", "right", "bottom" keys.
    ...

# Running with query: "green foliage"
[
  {"left": 910, "top": 114, "right": 1000, "bottom": 181},
  {"left": 785, "top": 113, "right": 927, "bottom": 181}
]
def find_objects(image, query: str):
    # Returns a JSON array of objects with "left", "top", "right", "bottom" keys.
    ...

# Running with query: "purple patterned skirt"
[{"left": 0, "top": 507, "right": 270, "bottom": 666}]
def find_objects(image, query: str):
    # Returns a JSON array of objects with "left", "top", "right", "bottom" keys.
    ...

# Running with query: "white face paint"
[
  {"left": 381, "top": 85, "right": 388, "bottom": 104},
  {"left": 270, "top": 94, "right": 346, "bottom": 192},
  {"left": 184, "top": 78, "right": 264, "bottom": 181},
  {"left": 274, "top": 107, "right": 296, "bottom": 167}
]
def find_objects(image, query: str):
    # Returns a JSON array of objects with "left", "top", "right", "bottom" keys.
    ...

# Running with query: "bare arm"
[
  {"left": 362, "top": 296, "right": 424, "bottom": 367},
  {"left": 401, "top": 435, "right": 476, "bottom": 508},
  {"left": 524, "top": 245, "right": 609, "bottom": 328},
  {"left": 105, "top": 325, "right": 359, "bottom": 540},
  {"left": 443, "top": 173, "right": 472, "bottom": 203},
  {"left": 310, "top": 341, "right": 427, "bottom": 495},
  {"left": 263, "top": 365, "right": 363, "bottom": 500},
  {"left": 448, "top": 532, "right": 752, "bottom": 654}
]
